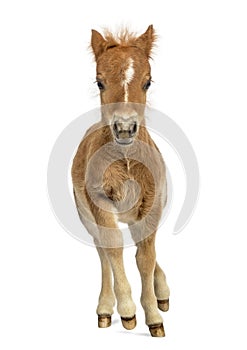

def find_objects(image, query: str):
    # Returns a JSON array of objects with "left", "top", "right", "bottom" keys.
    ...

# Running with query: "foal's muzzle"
[{"left": 112, "top": 116, "right": 138, "bottom": 145}]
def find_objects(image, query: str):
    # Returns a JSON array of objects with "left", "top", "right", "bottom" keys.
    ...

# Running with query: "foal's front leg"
[
  {"left": 92, "top": 207, "right": 136, "bottom": 330},
  {"left": 136, "top": 233, "right": 165, "bottom": 337},
  {"left": 104, "top": 246, "right": 136, "bottom": 330},
  {"left": 96, "top": 247, "right": 115, "bottom": 328}
]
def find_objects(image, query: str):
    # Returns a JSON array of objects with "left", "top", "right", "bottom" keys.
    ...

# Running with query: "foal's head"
[{"left": 91, "top": 25, "right": 156, "bottom": 145}]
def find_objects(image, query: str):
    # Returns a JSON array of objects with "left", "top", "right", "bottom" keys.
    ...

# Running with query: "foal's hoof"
[
  {"left": 149, "top": 323, "right": 165, "bottom": 337},
  {"left": 157, "top": 299, "right": 169, "bottom": 312},
  {"left": 121, "top": 315, "right": 137, "bottom": 330},
  {"left": 98, "top": 314, "right": 111, "bottom": 328}
]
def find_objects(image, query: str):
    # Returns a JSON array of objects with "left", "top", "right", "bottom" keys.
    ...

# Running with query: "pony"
[{"left": 71, "top": 25, "right": 170, "bottom": 337}]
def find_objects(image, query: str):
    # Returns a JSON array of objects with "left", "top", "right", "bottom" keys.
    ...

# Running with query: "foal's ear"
[
  {"left": 91, "top": 29, "right": 118, "bottom": 60},
  {"left": 91, "top": 30, "right": 107, "bottom": 60},
  {"left": 135, "top": 25, "right": 156, "bottom": 58}
]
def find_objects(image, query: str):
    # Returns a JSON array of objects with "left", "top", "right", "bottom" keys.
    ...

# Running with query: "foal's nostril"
[
  {"left": 132, "top": 121, "right": 137, "bottom": 135},
  {"left": 128, "top": 121, "right": 137, "bottom": 137},
  {"left": 113, "top": 121, "right": 119, "bottom": 136}
]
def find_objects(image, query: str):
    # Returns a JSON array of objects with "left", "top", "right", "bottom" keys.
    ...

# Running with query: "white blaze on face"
[{"left": 122, "top": 58, "right": 134, "bottom": 102}]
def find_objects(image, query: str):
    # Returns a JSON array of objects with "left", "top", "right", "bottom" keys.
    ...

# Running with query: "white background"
[{"left": 1, "top": 0, "right": 247, "bottom": 349}]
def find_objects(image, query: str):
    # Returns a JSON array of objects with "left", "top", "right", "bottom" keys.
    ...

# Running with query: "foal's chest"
[{"left": 103, "top": 158, "right": 155, "bottom": 219}]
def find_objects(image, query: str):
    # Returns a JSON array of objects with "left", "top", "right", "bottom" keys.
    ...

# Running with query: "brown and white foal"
[{"left": 72, "top": 25, "right": 170, "bottom": 337}]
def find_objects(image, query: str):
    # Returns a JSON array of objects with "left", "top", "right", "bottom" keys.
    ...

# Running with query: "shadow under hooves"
[
  {"left": 111, "top": 318, "right": 120, "bottom": 325},
  {"left": 117, "top": 330, "right": 150, "bottom": 337}
]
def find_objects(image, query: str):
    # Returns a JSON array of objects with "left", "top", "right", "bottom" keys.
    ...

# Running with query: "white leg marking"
[{"left": 122, "top": 58, "right": 134, "bottom": 102}]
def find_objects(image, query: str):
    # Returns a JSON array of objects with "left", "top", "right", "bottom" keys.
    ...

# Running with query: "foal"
[{"left": 72, "top": 25, "right": 170, "bottom": 337}]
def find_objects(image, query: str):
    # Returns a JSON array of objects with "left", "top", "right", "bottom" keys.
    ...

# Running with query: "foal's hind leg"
[
  {"left": 96, "top": 247, "right": 115, "bottom": 328},
  {"left": 154, "top": 262, "right": 170, "bottom": 312}
]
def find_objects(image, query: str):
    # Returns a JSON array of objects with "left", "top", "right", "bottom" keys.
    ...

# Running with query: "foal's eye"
[
  {"left": 96, "top": 81, "right": 105, "bottom": 90},
  {"left": 143, "top": 80, "right": 151, "bottom": 90}
]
